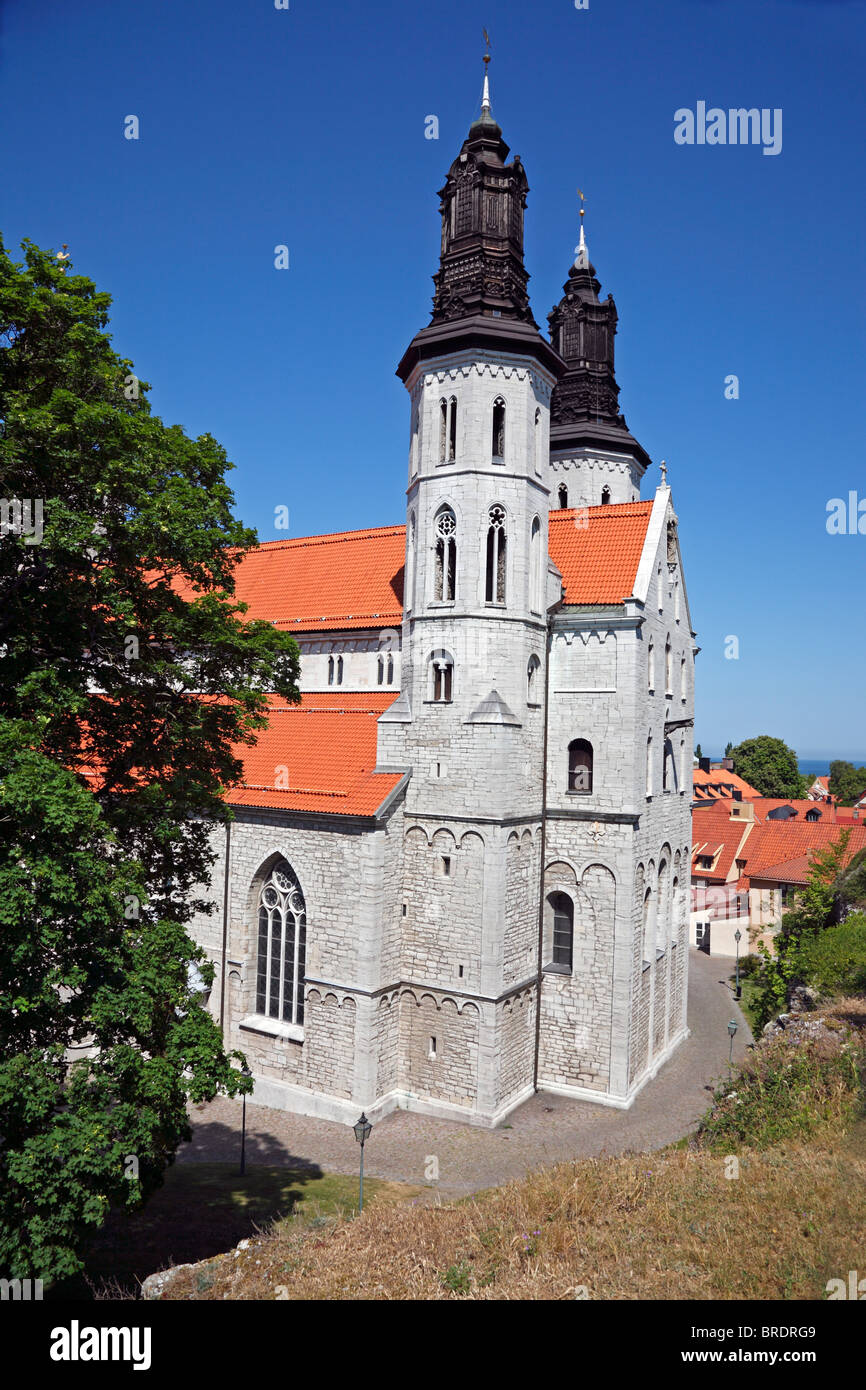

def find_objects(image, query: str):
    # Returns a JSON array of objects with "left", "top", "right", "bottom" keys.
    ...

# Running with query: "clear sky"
[{"left": 2, "top": 0, "right": 864, "bottom": 760}]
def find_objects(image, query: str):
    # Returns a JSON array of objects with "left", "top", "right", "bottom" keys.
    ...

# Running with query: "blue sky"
[{"left": 2, "top": 0, "right": 865, "bottom": 760}]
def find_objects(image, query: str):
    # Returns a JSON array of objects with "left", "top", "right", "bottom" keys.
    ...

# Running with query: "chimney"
[
  {"left": 732, "top": 788, "right": 742, "bottom": 802},
  {"left": 699, "top": 757, "right": 711, "bottom": 774},
  {"left": 721, "top": 757, "right": 734, "bottom": 771}
]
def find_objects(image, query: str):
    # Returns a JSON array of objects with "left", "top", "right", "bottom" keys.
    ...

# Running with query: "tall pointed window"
[
  {"left": 527, "top": 654, "right": 541, "bottom": 703},
  {"left": 336, "top": 655, "right": 344, "bottom": 685},
  {"left": 327, "top": 655, "right": 335, "bottom": 686},
  {"left": 439, "top": 396, "right": 457, "bottom": 462},
  {"left": 663, "top": 738, "right": 677, "bottom": 792},
  {"left": 558, "top": 483, "right": 568, "bottom": 509},
  {"left": 646, "top": 735, "right": 654, "bottom": 796},
  {"left": 549, "top": 892, "right": 574, "bottom": 971},
  {"left": 256, "top": 859, "right": 306, "bottom": 1026},
  {"left": 534, "top": 407, "right": 542, "bottom": 475},
  {"left": 439, "top": 398, "right": 447, "bottom": 462},
  {"left": 429, "top": 649, "right": 454, "bottom": 703},
  {"left": 406, "top": 511, "right": 416, "bottom": 612},
  {"left": 665, "top": 639, "right": 672, "bottom": 695},
  {"left": 492, "top": 397, "right": 506, "bottom": 462},
  {"left": 530, "top": 516, "right": 541, "bottom": 612},
  {"left": 485, "top": 505, "right": 507, "bottom": 603},
  {"left": 567, "top": 738, "right": 593, "bottom": 794},
  {"left": 448, "top": 396, "right": 457, "bottom": 461},
  {"left": 648, "top": 640, "right": 655, "bottom": 692},
  {"left": 434, "top": 506, "right": 457, "bottom": 601}
]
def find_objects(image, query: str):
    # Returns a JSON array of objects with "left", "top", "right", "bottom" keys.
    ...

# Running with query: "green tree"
[
  {"left": 729, "top": 735, "right": 802, "bottom": 798},
  {"left": 724, "top": 741, "right": 733, "bottom": 757},
  {"left": 829, "top": 760, "right": 866, "bottom": 806},
  {"left": 796, "top": 912, "right": 866, "bottom": 998},
  {"left": 695, "top": 743, "right": 703, "bottom": 761},
  {"left": 0, "top": 238, "right": 301, "bottom": 1281}
]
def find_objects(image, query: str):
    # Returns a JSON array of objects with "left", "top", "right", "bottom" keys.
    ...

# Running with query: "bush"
[
  {"left": 697, "top": 1022, "right": 865, "bottom": 1153},
  {"left": 796, "top": 913, "right": 866, "bottom": 998}
]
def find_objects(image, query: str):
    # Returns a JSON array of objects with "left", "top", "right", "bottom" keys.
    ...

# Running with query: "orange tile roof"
[
  {"left": 690, "top": 811, "right": 755, "bottom": 882},
  {"left": 548, "top": 503, "right": 654, "bottom": 605},
  {"left": 744, "top": 822, "right": 866, "bottom": 882},
  {"left": 692, "top": 768, "right": 761, "bottom": 798},
  {"left": 226, "top": 693, "right": 404, "bottom": 816}
]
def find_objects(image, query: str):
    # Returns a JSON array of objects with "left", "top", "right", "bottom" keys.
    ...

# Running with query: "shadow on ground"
[{"left": 49, "top": 1123, "right": 323, "bottom": 1301}]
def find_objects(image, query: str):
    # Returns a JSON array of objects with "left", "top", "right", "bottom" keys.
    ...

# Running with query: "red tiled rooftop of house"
[{"left": 226, "top": 692, "right": 404, "bottom": 816}]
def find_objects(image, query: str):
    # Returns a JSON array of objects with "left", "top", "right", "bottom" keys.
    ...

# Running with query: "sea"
[{"left": 707, "top": 757, "right": 866, "bottom": 778}]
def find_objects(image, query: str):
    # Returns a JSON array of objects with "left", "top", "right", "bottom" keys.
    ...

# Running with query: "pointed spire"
[
  {"left": 574, "top": 223, "right": 589, "bottom": 270},
  {"left": 481, "top": 70, "right": 492, "bottom": 118}
]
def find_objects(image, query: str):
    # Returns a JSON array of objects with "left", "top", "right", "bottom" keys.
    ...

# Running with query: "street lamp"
[
  {"left": 353, "top": 1112, "right": 373, "bottom": 1212},
  {"left": 734, "top": 928, "right": 742, "bottom": 1000},
  {"left": 727, "top": 1018, "right": 738, "bottom": 1070},
  {"left": 239, "top": 1060, "right": 251, "bottom": 1176}
]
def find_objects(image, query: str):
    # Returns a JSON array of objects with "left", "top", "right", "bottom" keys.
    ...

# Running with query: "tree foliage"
[
  {"left": 829, "top": 760, "right": 866, "bottom": 807},
  {"left": 0, "top": 238, "right": 301, "bottom": 1281},
  {"left": 729, "top": 735, "right": 801, "bottom": 798}
]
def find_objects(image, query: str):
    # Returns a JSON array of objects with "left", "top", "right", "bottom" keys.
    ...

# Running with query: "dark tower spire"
[
  {"left": 547, "top": 215, "right": 650, "bottom": 469},
  {"left": 398, "top": 63, "right": 562, "bottom": 383}
]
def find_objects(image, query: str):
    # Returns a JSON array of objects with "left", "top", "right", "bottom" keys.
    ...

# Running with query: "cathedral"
[{"left": 191, "top": 72, "right": 695, "bottom": 1127}]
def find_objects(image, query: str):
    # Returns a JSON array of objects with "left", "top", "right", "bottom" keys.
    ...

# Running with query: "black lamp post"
[
  {"left": 239, "top": 1060, "right": 251, "bottom": 1176},
  {"left": 353, "top": 1112, "right": 372, "bottom": 1212},
  {"left": 734, "top": 928, "right": 742, "bottom": 1000},
  {"left": 727, "top": 1018, "right": 738, "bottom": 1070}
]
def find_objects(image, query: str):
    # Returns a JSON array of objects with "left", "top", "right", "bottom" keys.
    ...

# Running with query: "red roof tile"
[
  {"left": 226, "top": 693, "right": 404, "bottom": 816},
  {"left": 548, "top": 503, "right": 653, "bottom": 605}
]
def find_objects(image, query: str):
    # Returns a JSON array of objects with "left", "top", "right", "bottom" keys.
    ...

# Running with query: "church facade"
[{"left": 190, "top": 79, "right": 696, "bottom": 1127}]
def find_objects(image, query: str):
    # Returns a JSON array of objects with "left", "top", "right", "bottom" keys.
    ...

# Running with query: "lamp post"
[
  {"left": 239, "top": 1060, "right": 251, "bottom": 1176},
  {"left": 734, "top": 928, "right": 742, "bottom": 1000},
  {"left": 353, "top": 1112, "right": 373, "bottom": 1212},
  {"left": 727, "top": 1018, "right": 738, "bottom": 1071}
]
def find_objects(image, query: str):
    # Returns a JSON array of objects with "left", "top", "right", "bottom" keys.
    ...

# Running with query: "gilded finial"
[{"left": 483, "top": 28, "right": 491, "bottom": 65}]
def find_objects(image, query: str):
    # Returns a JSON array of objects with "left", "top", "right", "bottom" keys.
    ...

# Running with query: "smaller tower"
[{"left": 547, "top": 201, "right": 650, "bottom": 508}]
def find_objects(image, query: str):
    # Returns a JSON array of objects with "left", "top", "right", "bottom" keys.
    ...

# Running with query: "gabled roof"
[
  {"left": 548, "top": 502, "right": 653, "bottom": 606},
  {"left": 692, "top": 768, "right": 761, "bottom": 799},
  {"left": 226, "top": 693, "right": 404, "bottom": 816}
]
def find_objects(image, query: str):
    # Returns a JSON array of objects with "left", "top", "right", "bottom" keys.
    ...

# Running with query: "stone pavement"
[{"left": 181, "top": 949, "right": 753, "bottom": 1198}]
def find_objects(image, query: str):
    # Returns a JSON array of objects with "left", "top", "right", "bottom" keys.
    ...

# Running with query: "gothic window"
[
  {"left": 648, "top": 640, "right": 655, "bottom": 691},
  {"left": 434, "top": 506, "right": 457, "bottom": 601},
  {"left": 534, "top": 407, "right": 541, "bottom": 475},
  {"left": 455, "top": 183, "right": 473, "bottom": 236},
  {"left": 530, "top": 516, "right": 541, "bottom": 612},
  {"left": 439, "top": 399, "right": 447, "bottom": 462},
  {"left": 527, "top": 654, "right": 541, "bottom": 703},
  {"left": 336, "top": 655, "right": 344, "bottom": 685},
  {"left": 328, "top": 655, "right": 334, "bottom": 686},
  {"left": 567, "top": 738, "right": 593, "bottom": 794},
  {"left": 255, "top": 859, "right": 306, "bottom": 1026},
  {"left": 549, "top": 892, "right": 574, "bottom": 971},
  {"left": 429, "top": 649, "right": 454, "bottom": 703},
  {"left": 663, "top": 739, "right": 677, "bottom": 793},
  {"left": 410, "top": 408, "right": 419, "bottom": 478},
  {"left": 665, "top": 639, "right": 672, "bottom": 695},
  {"left": 448, "top": 397, "right": 457, "bottom": 461},
  {"left": 387, "top": 653, "right": 394, "bottom": 684},
  {"left": 492, "top": 398, "right": 506, "bottom": 462},
  {"left": 646, "top": 735, "right": 654, "bottom": 796},
  {"left": 643, "top": 889, "right": 654, "bottom": 963},
  {"left": 558, "top": 483, "right": 568, "bottom": 509},
  {"left": 406, "top": 512, "right": 416, "bottom": 612},
  {"left": 485, "top": 505, "right": 507, "bottom": 603},
  {"left": 439, "top": 397, "right": 457, "bottom": 462},
  {"left": 657, "top": 860, "right": 670, "bottom": 951},
  {"left": 680, "top": 655, "right": 687, "bottom": 701},
  {"left": 601, "top": 486, "right": 611, "bottom": 505}
]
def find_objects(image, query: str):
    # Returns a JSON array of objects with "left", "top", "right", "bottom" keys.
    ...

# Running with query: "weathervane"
[{"left": 483, "top": 28, "right": 491, "bottom": 66}]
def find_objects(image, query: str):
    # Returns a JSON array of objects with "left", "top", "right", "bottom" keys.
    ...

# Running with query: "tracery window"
[
  {"left": 256, "top": 859, "right": 306, "bottom": 1026},
  {"left": 434, "top": 506, "right": 457, "bottom": 601},
  {"left": 485, "top": 504, "right": 507, "bottom": 603}
]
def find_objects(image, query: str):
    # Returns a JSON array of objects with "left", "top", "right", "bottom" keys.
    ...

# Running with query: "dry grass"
[
  {"left": 156, "top": 998, "right": 866, "bottom": 1302},
  {"left": 158, "top": 1134, "right": 865, "bottom": 1301}
]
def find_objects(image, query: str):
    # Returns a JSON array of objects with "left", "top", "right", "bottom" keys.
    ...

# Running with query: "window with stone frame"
[
  {"left": 567, "top": 738, "right": 593, "bottom": 794},
  {"left": 429, "top": 649, "right": 454, "bottom": 703},
  {"left": 255, "top": 859, "right": 306, "bottom": 1026},
  {"left": 434, "top": 506, "right": 457, "bottom": 601},
  {"left": 485, "top": 504, "right": 507, "bottom": 603},
  {"left": 558, "top": 483, "right": 568, "bottom": 509},
  {"left": 527, "top": 653, "right": 541, "bottom": 704},
  {"left": 549, "top": 892, "right": 574, "bottom": 971},
  {"left": 491, "top": 397, "right": 506, "bottom": 462}
]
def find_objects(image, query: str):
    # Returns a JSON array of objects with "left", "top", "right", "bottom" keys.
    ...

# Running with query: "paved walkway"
[{"left": 181, "top": 949, "right": 753, "bottom": 1197}]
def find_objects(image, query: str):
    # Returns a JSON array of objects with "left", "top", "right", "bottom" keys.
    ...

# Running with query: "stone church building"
[{"left": 191, "top": 77, "right": 696, "bottom": 1127}]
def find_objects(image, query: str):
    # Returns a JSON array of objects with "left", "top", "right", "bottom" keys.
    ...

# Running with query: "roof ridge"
[{"left": 253, "top": 524, "right": 406, "bottom": 550}]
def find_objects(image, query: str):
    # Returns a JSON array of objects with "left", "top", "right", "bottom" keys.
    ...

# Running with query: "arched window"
[
  {"left": 429, "top": 649, "right": 454, "bottom": 702},
  {"left": 327, "top": 655, "right": 335, "bottom": 686},
  {"left": 492, "top": 397, "right": 506, "bottom": 462},
  {"left": 439, "top": 398, "right": 447, "bottom": 462},
  {"left": 534, "top": 407, "right": 542, "bottom": 475},
  {"left": 256, "top": 858, "right": 306, "bottom": 1026},
  {"left": 663, "top": 739, "right": 677, "bottom": 792},
  {"left": 558, "top": 483, "right": 568, "bottom": 509},
  {"left": 336, "top": 655, "right": 344, "bottom": 685},
  {"left": 377, "top": 654, "right": 384, "bottom": 686},
  {"left": 387, "top": 653, "right": 394, "bottom": 684},
  {"left": 530, "top": 516, "right": 541, "bottom": 612},
  {"left": 648, "top": 640, "right": 655, "bottom": 691},
  {"left": 568, "top": 738, "right": 593, "bottom": 794},
  {"left": 601, "top": 486, "right": 611, "bottom": 505},
  {"left": 642, "top": 889, "right": 654, "bottom": 963},
  {"left": 406, "top": 511, "right": 416, "bottom": 612},
  {"left": 485, "top": 505, "right": 507, "bottom": 603},
  {"left": 657, "top": 859, "right": 670, "bottom": 951},
  {"left": 448, "top": 396, "right": 457, "bottom": 461},
  {"left": 527, "top": 654, "right": 541, "bottom": 703},
  {"left": 665, "top": 639, "right": 672, "bottom": 695},
  {"left": 410, "top": 408, "right": 419, "bottom": 478},
  {"left": 646, "top": 735, "right": 654, "bottom": 796},
  {"left": 680, "top": 654, "right": 687, "bottom": 700},
  {"left": 434, "top": 506, "right": 457, "bottom": 601},
  {"left": 549, "top": 892, "right": 574, "bottom": 971}
]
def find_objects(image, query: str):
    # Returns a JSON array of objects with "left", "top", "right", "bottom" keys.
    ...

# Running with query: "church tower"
[
  {"left": 378, "top": 69, "right": 565, "bottom": 1123},
  {"left": 547, "top": 221, "right": 650, "bottom": 508}
]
